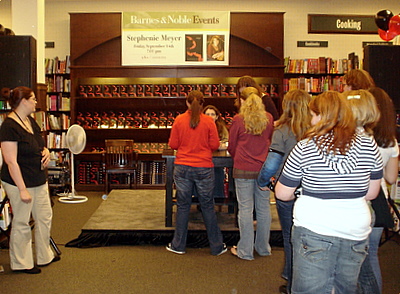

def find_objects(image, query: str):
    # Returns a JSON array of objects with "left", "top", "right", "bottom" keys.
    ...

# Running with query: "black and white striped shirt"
[{"left": 279, "top": 134, "right": 383, "bottom": 199}]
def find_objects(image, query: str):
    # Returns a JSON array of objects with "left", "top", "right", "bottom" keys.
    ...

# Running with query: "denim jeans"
[
  {"left": 276, "top": 199, "right": 295, "bottom": 288},
  {"left": 235, "top": 178, "right": 271, "bottom": 260},
  {"left": 171, "top": 164, "right": 224, "bottom": 255},
  {"left": 357, "top": 227, "right": 383, "bottom": 294},
  {"left": 291, "top": 226, "right": 368, "bottom": 294}
]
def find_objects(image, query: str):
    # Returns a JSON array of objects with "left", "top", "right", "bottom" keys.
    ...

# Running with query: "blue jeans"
[
  {"left": 292, "top": 226, "right": 368, "bottom": 294},
  {"left": 357, "top": 227, "right": 383, "bottom": 294},
  {"left": 235, "top": 178, "right": 271, "bottom": 260},
  {"left": 276, "top": 199, "right": 295, "bottom": 288},
  {"left": 171, "top": 164, "right": 224, "bottom": 255}
]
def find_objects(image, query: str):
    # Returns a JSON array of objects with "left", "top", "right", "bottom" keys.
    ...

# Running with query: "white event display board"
[{"left": 122, "top": 11, "right": 230, "bottom": 66}]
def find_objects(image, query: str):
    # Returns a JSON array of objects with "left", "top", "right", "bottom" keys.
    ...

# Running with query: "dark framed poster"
[{"left": 308, "top": 14, "right": 377, "bottom": 34}]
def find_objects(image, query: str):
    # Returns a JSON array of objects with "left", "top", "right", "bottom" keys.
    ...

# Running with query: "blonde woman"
[
  {"left": 228, "top": 87, "right": 274, "bottom": 260},
  {"left": 344, "top": 88, "right": 398, "bottom": 293},
  {"left": 257, "top": 89, "right": 312, "bottom": 293}
]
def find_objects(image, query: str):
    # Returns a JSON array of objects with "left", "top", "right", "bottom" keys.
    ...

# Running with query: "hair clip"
[{"left": 347, "top": 95, "right": 360, "bottom": 100}]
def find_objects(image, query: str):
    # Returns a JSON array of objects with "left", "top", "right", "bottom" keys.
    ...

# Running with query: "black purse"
[{"left": 371, "top": 187, "right": 395, "bottom": 228}]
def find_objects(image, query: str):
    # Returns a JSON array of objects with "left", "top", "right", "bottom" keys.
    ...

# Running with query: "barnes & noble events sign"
[
  {"left": 308, "top": 14, "right": 377, "bottom": 34},
  {"left": 122, "top": 11, "right": 230, "bottom": 66}
]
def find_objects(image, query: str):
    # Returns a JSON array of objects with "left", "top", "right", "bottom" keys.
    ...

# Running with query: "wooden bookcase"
[{"left": 69, "top": 12, "right": 285, "bottom": 190}]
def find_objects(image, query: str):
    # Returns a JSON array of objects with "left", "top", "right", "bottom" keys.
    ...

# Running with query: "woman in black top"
[{"left": 0, "top": 86, "right": 59, "bottom": 274}]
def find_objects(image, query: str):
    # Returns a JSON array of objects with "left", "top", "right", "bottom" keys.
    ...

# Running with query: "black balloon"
[{"left": 375, "top": 10, "right": 394, "bottom": 31}]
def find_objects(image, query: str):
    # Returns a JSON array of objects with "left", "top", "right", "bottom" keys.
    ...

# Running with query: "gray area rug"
[
  {"left": 82, "top": 189, "right": 281, "bottom": 232},
  {"left": 66, "top": 189, "right": 282, "bottom": 248}
]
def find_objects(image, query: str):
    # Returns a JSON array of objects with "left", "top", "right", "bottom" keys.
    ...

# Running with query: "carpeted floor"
[{"left": 0, "top": 191, "right": 399, "bottom": 294}]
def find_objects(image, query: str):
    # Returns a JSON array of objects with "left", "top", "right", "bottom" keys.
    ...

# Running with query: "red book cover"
[
  {"left": 153, "top": 85, "right": 163, "bottom": 97},
  {"left": 111, "top": 85, "right": 120, "bottom": 97},
  {"left": 127, "top": 84, "right": 136, "bottom": 97},
  {"left": 170, "top": 84, "right": 178, "bottom": 97},
  {"left": 136, "top": 85, "right": 145, "bottom": 97},
  {"left": 94, "top": 85, "right": 103, "bottom": 97},
  {"left": 120, "top": 85, "right": 129, "bottom": 97},
  {"left": 103, "top": 85, "right": 112, "bottom": 97}
]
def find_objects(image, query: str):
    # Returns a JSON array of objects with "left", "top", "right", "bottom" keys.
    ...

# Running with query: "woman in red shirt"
[{"left": 166, "top": 90, "right": 227, "bottom": 256}]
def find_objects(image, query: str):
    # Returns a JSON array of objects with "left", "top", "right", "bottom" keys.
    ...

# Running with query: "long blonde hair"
[
  {"left": 343, "top": 89, "right": 380, "bottom": 135},
  {"left": 239, "top": 87, "right": 269, "bottom": 135},
  {"left": 276, "top": 89, "right": 312, "bottom": 141}
]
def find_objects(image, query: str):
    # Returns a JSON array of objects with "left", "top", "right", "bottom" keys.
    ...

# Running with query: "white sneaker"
[{"left": 166, "top": 243, "right": 185, "bottom": 255}]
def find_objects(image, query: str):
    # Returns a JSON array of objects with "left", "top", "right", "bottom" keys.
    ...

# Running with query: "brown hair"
[
  {"left": 203, "top": 105, "right": 228, "bottom": 140},
  {"left": 187, "top": 90, "right": 205, "bottom": 128},
  {"left": 1, "top": 86, "right": 34, "bottom": 109},
  {"left": 235, "top": 76, "right": 263, "bottom": 110},
  {"left": 276, "top": 89, "right": 312, "bottom": 141},
  {"left": 369, "top": 87, "right": 397, "bottom": 148},
  {"left": 343, "top": 69, "right": 375, "bottom": 90},
  {"left": 306, "top": 91, "right": 356, "bottom": 155}
]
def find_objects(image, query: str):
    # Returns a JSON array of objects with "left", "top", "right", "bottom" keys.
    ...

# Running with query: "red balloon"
[
  {"left": 378, "top": 28, "right": 397, "bottom": 41},
  {"left": 388, "top": 14, "right": 400, "bottom": 36}
]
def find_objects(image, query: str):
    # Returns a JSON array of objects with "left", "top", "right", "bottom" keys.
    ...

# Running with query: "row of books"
[
  {"left": 0, "top": 111, "right": 69, "bottom": 133},
  {"left": 138, "top": 161, "right": 166, "bottom": 185},
  {"left": 45, "top": 56, "right": 71, "bottom": 75},
  {"left": 47, "top": 94, "right": 70, "bottom": 111},
  {"left": 48, "top": 114, "right": 71, "bottom": 130},
  {"left": 78, "top": 83, "right": 279, "bottom": 98},
  {"left": 77, "top": 162, "right": 105, "bottom": 185},
  {"left": 46, "top": 75, "right": 71, "bottom": 93},
  {"left": 77, "top": 111, "right": 235, "bottom": 129},
  {"left": 284, "top": 56, "right": 359, "bottom": 74},
  {"left": 47, "top": 132, "right": 67, "bottom": 149},
  {"left": 283, "top": 76, "right": 344, "bottom": 93},
  {"left": 76, "top": 161, "right": 166, "bottom": 185}
]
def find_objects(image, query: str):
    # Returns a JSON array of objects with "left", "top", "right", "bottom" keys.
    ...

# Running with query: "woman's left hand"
[{"left": 41, "top": 147, "right": 51, "bottom": 168}]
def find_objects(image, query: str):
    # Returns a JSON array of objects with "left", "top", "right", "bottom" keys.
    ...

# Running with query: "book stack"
[
  {"left": 77, "top": 161, "right": 105, "bottom": 185},
  {"left": 151, "top": 161, "right": 166, "bottom": 185},
  {"left": 138, "top": 161, "right": 152, "bottom": 185}
]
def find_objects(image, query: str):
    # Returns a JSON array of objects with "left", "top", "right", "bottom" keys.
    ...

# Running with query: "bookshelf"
[
  {"left": 283, "top": 56, "right": 356, "bottom": 94},
  {"left": 69, "top": 12, "right": 285, "bottom": 190},
  {"left": 45, "top": 57, "right": 72, "bottom": 195}
]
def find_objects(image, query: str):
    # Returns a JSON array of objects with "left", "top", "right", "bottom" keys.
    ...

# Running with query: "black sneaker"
[
  {"left": 166, "top": 243, "right": 185, "bottom": 255},
  {"left": 13, "top": 266, "right": 41, "bottom": 274},
  {"left": 215, "top": 243, "right": 227, "bottom": 256},
  {"left": 38, "top": 255, "right": 61, "bottom": 267}
]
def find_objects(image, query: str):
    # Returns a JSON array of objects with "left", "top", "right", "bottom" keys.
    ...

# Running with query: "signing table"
[{"left": 162, "top": 149, "right": 235, "bottom": 227}]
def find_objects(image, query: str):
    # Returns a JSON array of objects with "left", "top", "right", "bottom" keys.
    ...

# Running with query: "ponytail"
[
  {"left": 187, "top": 90, "right": 204, "bottom": 128},
  {"left": 1, "top": 86, "right": 33, "bottom": 109}
]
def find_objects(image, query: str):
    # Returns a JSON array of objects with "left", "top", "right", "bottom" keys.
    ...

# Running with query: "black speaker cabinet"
[
  {"left": 0, "top": 35, "right": 37, "bottom": 92},
  {"left": 363, "top": 45, "right": 400, "bottom": 110}
]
